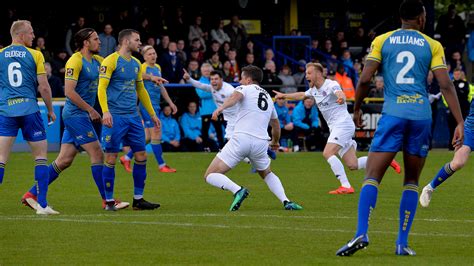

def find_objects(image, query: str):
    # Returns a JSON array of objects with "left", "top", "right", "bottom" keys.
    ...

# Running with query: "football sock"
[
  {"left": 396, "top": 183, "right": 418, "bottom": 246},
  {"left": 125, "top": 150, "right": 133, "bottom": 161},
  {"left": 0, "top": 162, "right": 5, "bottom": 184},
  {"left": 102, "top": 163, "right": 115, "bottom": 202},
  {"left": 151, "top": 140, "right": 165, "bottom": 166},
  {"left": 264, "top": 172, "right": 289, "bottom": 203},
  {"left": 206, "top": 173, "right": 241, "bottom": 194},
  {"left": 133, "top": 160, "right": 147, "bottom": 199},
  {"left": 430, "top": 163, "right": 455, "bottom": 189},
  {"left": 355, "top": 178, "right": 379, "bottom": 237},
  {"left": 357, "top": 156, "right": 367, "bottom": 169},
  {"left": 327, "top": 155, "right": 351, "bottom": 188},
  {"left": 35, "top": 159, "right": 49, "bottom": 208},
  {"left": 91, "top": 163, "right": 105, "bottom": 199},
  {"left": 29, "top": 161, "right": 62, "bottom": 196}
]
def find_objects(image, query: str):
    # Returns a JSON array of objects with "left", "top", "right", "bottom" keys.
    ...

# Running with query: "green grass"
[{"left": 0, "top": 151, "right": 473, "bottom": 265}]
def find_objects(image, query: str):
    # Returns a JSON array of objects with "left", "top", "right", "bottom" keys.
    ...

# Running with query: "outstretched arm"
[{"left": 273, "top": 90, "right": 305, "bottom": 101}]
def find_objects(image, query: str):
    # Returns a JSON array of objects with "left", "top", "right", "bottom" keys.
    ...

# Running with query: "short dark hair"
[
  {"left": 74, "top": 28, "right": 96, "bottom": 50},
  {"left": 399, "top": 0, "right": 424, "bottom": 20},
  {"left": 210, "top": 70, "right": 223, "bottom": 78},
  {"left": 118, "top": 29, "right": 139, "bottom": 44},
  {"left": 241, "top": 65, "right": 263, "bottom": 84}
]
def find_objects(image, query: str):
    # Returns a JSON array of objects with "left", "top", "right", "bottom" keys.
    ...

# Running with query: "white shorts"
[
  {"left": 327, "top": 122, "right": 357, "bottom": 158},
  {"left": 217, "top": 133, "right": 270, "bottom": 171},
  {"left": 224, "top": 124, "right": 235, "bottom": 139}
]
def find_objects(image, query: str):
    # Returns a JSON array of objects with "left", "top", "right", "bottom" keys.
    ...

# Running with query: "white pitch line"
[
  {"left": 3, "top": 212, "right": 473, "bottom": 223},
  {"left": 0, "top": 216, "right": 472, "bottom": 238}
]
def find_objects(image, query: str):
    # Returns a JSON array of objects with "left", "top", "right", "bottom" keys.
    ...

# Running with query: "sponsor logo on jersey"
[
  {"left": 66, "top": 68, "right": 74, "bottom": 77},
  {"left": 105, "top": 135, "right": 111, "bottom": 143},
  {"left": 396, "top": 94, "right": 423, "bottom": 104},
  {"left": 100, "top": 66, "right": 107, "bottom": 74},
  {"left": 8, "top": 98, "right": 25, "bottom": 106},
  {"left": 87, "top": 131, "right": 94, "bottom": 138}
]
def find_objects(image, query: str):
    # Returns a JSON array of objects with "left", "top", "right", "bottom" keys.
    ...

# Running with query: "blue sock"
[
  {"left": 102, "top": 163, "right": 115, "bottom": 201},
  {"left": 0, "top": 162, "right": 5, "bottom": 184},
  {"left": 35, "top": 159, "right": 49, "bottom": 208},
  {"left": 151, "top": 140, "right": 165, "bottom": 166},
  {"left": 126, "top": 149, "right": 134, "bottom": 160},
  {"left": 396, "top": 183, "right": 419, "bottom": 246},
  {"left": 355, "top": 178, "right": 379, "bottom": 238},
  {"left": 91, "top": 164, "right": 105, "bottom": 199},
  {"left": 430, "top": 163, "right": 455, "bottom": 189},
  {"left": 29, "top": 161, "right": 62, "bottom": 196},
  {"left": 133, "top": 160, "right": 147, "bottom": 198}
]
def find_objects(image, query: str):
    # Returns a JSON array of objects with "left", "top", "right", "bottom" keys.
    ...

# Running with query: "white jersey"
[
  {"left": 304, "top": 79, "right": 353, "bottom": 127},
  {"left": 233, "top": 84, "right": 277, "bottom": 140}
]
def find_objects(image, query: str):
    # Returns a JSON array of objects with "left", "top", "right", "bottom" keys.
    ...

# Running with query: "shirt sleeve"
[
  {"left": 430, "top": 40, "right": 447, "bottom": 71},
  {"left": 304, "top": 88, "right": 312, "bottom": 97},
  {"left": 98, "top": 55, "right": 117, "bottom": 112},
  {"left": 366, "top": 35, "right": 384, "bottom": 63},
  {"left": 33, "top": 50, "right": 46, "bottom": 75},
  {"left": 65, "top": 55, "right": 82, "bottom": 81}
]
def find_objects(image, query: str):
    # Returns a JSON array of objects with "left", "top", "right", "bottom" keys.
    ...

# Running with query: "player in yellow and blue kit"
[
  {"left": 98, "top": 29, "right": 160, "bottom": 211},
  {"left": 21, "top": 28, "right": 130, "bottom": 211},
  {"left": 419, "top": 99, "right": 474, "bottom": 208},
  {"left": 0, "top": 20, "right": 58, "bottom": 215},
  {"left": 119, "top": 45, "right": 177, "bottom": 173},
  {"left": 337, "top": 0, "right": 464, "bottom": 256}
]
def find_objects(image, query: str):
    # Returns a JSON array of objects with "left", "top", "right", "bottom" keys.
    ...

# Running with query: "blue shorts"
[
  {"left": 140, "top": 105, "right": 159, "bottom": 128},
  {"left": 370, "top": 114, "right": 431, "bottom": 157},
  {"left": 463, "top": 127, "right": 474, "bottom": 150},
  {"left": 62, "top": 117, "right": 98, "bottom": 148},
  {"left": 101, "top": 115, "right": 145, "bottom": 153},
  {"left": 0, "top": 112, "right": 46, "bottom": 142}
]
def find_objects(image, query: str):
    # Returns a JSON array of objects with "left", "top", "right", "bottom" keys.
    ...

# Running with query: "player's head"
[
  {"left": 240, "top": 65, "right": 263, "bottom": 85},
  {"left": 141, "top": 45, "right": 157, "bottom": 64},
  {"left": 118, "top": 29, "right": 141, "bottom": 53},
  {"left": 210, "top": 71, "right": 224, "bottom": 90},
  {"left": 10, "top": 20, "right": 34, "bottom": 47},
  {"left": 399, "top": 0, "right": 426, "bottom": 31},
  {"left": 305, "top": 62, "right": 324, "bottom": 88},
  {"left": 75, "top": 28, "right": 100, "bottom": 54}
]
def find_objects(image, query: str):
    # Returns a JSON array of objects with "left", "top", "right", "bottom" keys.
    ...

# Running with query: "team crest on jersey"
[
  {"left": 322, "top": 91, "right": 327, "bottom": 97},
  {"left": 100, "top": 66, "right": 107, "bottom": 74},
  {"left": 121, "top": 67, "right": 125, "bottom": 72},
  {"left": 104, "top": 135, "right": 111, "bottom": 143},
  {"left": 66, "top": 68, "right": 74, "bottom": 77},
  {"left": 87, "top": 131, "right": 94, "bottom": 138}
]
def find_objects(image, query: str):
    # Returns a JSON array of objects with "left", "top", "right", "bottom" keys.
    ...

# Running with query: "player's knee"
[
  {"left": 322, "top": 150, "right": 334, "bottom": 160},
  {"left": 134, "top": 151, "right": 147, "bottom": 161},
  {"left": 347, "top": 163, "right": 358, "bottom": 171},
  {"left": 57, "top": 157, "right": 74, "bottom": 169},
  {"left": 451, "top": 160, "right": 465, "bottom": 171},
  {"left": 90, "top": 149, "right": 104, "bottom": 164}
]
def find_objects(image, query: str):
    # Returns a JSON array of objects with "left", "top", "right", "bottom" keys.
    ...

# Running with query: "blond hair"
[
  {"left": 141, "top": 45, "right": 155, "bottom": 56},
  {"left": 10, "top": 20, "right": 31, "bottom": 38},
  {"left": 305, "top": 62, "right": 324, "bottom": 73}
]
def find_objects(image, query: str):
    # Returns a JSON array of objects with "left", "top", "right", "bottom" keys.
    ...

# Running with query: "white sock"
[
  {"left": 327, "top": 155, "right": 351, "bottom": 188},
  {"left": 243, "top": 157, "right": 251, "bottom": 164},
  {"left": 357, "top": 156, "right": 367, "bottom": 170},
  {"left": 134, "top": 195, "right": 143, "bottom": 200},
  {"left": 264, "top": 172, "right": 289, "bottom": 203},
  {"left": 124, "top": 155, "right": 131, "bottom": 161},
  {"left": 159, "top": 163, "right": 166, "bottom": 168},
  {"left": 206, "top": 173, "right": 241, "bottom": 194}
]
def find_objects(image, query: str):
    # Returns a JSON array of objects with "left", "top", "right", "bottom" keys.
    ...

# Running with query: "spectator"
[
  {"left": 449, "top": 50, "right": 466, "bottom": 74},
  {"left": 158, "top": 41, "right": 184, "bottom": 83},
  {"left": 291, "top": 97, "right": 321, "bottom": 152},
  {"left": 240, "top": 39, "right": 261, "bottom": 66},
  {"left": 189, "top": 48, "right": 204, "bottom": 65},
  {"left": 155, "top": 5, "right": 169, "bottom": 37},
  {"left": 187, "top": 60, "right": 201, "bottom": 80},
  {"left": 262, "top": 48, "right": 275, "bottom": 68},
  {"left": 169, "top": 6, "right": 187, "bottom": 41},
  {"left": 310, "top": 39, "right": 324, "bottom": 62},
  {"left": 205, "top": 40, "right": 221, "bottom": 60},
  {"left": 274, "top": 98, "right": 297, "bottom": 151},
  {"left": 278, "top": 64, "right": 297, "bottom": 93},
  {"left": 351, "top": 27, "right": 370, "bottom": 52},
  {"left": 224, "top": 15, "right": 248, "bottom": 51},
  {"left": 207, "top": 52, "right": 223, "bottom": 72},
  {"left": 220, "top": 41, "right": 231, "bottom": 61},
  {"left": 435, "top": 4, "right": 466, "bottom": 55},
  {"left": 180, "top": 101, "right": 205, "bottom": 152},
  {"left": 210, "top": 19, "right": 231, "bottom": 45},
  {"left": 468, "top": 29, "right": 474, "bottom": 63},
  {"left": 241, "top": 52, "right": 255, "bottom": 68},
  {"left": 188, "top": 15, "right": 208, "bottom": 51},
  {"left": 65, "top": 16, "right": 86, "bottom": 56},
  {"left": 137, "top": 17, "right": 154, "bottom": 43},
  {"left": 114, "top": 9, "right": 132, "bottom": 34},
  {"left": 340, "top": 49, "right": 354, "bottom": 75},
  {"left": 160, "top": 105, "right": 181, "bottom": 152},
  {"left": 44, "top": 62, "right": 63, "bottom": 97},
  {"left": 368, "top": 76, "right": 384, "bottom": 98},
  {"left": 189, "top": 38, "right": 205, "bottom": 63},
  {"left": 335, "top": 64, "right": 355, "bottom": 100},
  {"left": 445, "top": 68, "right": 470, "bottom": 150},
  {"left": 227, "top": 48, "right": 240, "bottom": 82},
  {"left": 98, "top": 23, "right": 117, "bottom": 58},
  {"left": 327, "top": 69, "right": 336, "bottom": 81},
  {"left": 51, "top": 49, "right": 69, "bottom": 84},
  {"left": 35, "top": 37, "right": 52, "bottom": 63},
  {"left": 156, "top": 35, "right": 170, "bottom": 56},
  {"left": 222, "top": 60, "right": 233, "bottom": 83},
  {"left": 261, "top": 60, "right": 282, "bottom": 96},
  {"left": 176, "top": 39, "right": 188, "bottom": 64},
  {"left": 293, "top": 59, "right": 307, "bottom": 87}
]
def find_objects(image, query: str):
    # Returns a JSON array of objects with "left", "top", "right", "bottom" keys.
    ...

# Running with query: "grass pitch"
[{"left": 0, "top": 151, "right": 472, "bottom": 264}]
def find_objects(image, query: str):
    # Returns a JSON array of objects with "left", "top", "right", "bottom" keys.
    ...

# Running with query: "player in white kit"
[
  {"left": 274, "top": 63, "right": 401, "bottom": 194},
  {"left": 204, "top": 65, "right": 302, "bottom": 211}
]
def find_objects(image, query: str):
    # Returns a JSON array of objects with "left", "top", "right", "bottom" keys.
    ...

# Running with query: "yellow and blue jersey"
[
  {"left": 465, "top": 101, "right": 474, "bottom": 131},
  {"left": 368, "top": 29, "right": 446, "bottom": 120},
  {"left": 141, "top": 63, "right": 162, "bottom": 107},
  {"left": 62, "top": 52, "right": 103, "bottom": 119},
  {"left": 99, "top": 52, "right": 143, "bottom": 116},
  {"left": 0, "top": 44, "right": 45, "bottom": 117}
]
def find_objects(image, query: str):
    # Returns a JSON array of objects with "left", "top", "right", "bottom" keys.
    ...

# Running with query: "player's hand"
[
  {"left": 170, "top": 103, "right": 178, "bottom": 115},
  {"left": 88, "top": 108, "right": 102, "bottom": 122},
  {"left": 353, "top": 109, "right": 363, "bottom": 128},
  {"left": 152, "top": 76, "right": 168, "bottom": 85},
  {"left": 284, "top": 122, "right": 294, "bottom": 131},
  {"left": 452, "top": 122, "right": 464, "bottom": 150},
  {"left": 336, "top": 96, "right": 345, "bottom": 105},
  {"left": 48, "top": 111, "right": 56, "bottom": 123},
  {"left": 182, "top": 69, "right": 190, "bottom": 81},
  {"left": 102, "top": 112, "right": 113, "bottom": 128},
  {"left": 269, "top": 140, "right": 279, "bottom": 150},
  {"left": 212, "top": 108, "right": 222, "bottom": 121},
  {"left": 272, "top": 90, "right": 285, "bottom": 100},
  {"left": 151, "top": 115, "right": 161, "bottom": 130}
]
